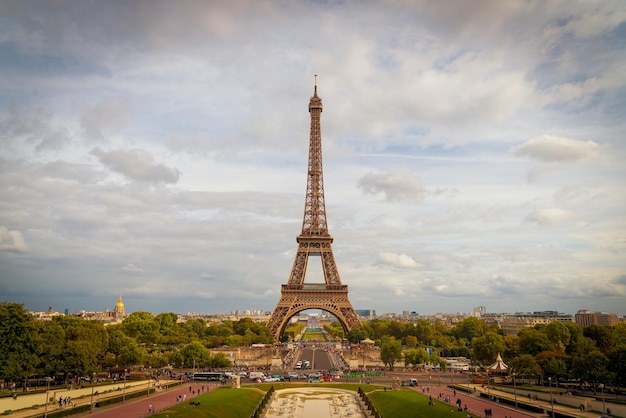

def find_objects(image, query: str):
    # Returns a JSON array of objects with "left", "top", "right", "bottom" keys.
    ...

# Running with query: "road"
[{"left": 298, "top": 346, "right": 334, "bottom": 371}]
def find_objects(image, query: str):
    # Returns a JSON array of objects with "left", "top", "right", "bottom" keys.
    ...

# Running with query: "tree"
[
  {"left": 0, "top": 303, "right": 40, "bottom": 383},
  {"left": 471, "top": 332, "right": 505, "bottom": 366},
  {"left": 536, "top": 350, "right": 568, "bottom": 380},
  {"left": 571, "top": 350, "right": 610, "bottom": 387},
  {"left": 583, "top": 325, "right": 614, "bottom": 352},
  {"left": 453, "top": 317, "right": 489, "bottom": 342},
  {"left": 544, "top": 321, "right": 571, "bottom": 352},
  {"left": 405, "top": 335, "right": 418, "bottom": 348},
  {"left": 518, "top": 328, "right": 554, "bottom": 356},
  {"left": 503, "top": 335, "right": 520, "bottom": 360},
  {"left": 121, "top": 312, "right": 160, "bottom": 345},
  {"left": 176, "top": 341, "right": 212, "bottom": 368},
  {"left": 380, "top": 338, "right": 403, "bottom": 371},
  {"left": 509, "top": 354, "right": 541, "bottom": 384},
  {"left": 347, "top": 327, "right": 371, "bottom": 344},
  {"left": 562, "top": 322, "right": 584, "bottom": 354},
  {"left": 403, "top": 349, "right": 430, "bottom": 368},
  {"left": 607, "top": 345, "right": 626, "bottom": 387},
  {"left": 37, "top": 319, "right": 66, "bottom": 377},
  {"left": 53, "top": 316, "right": 109, "bottom": 377}
]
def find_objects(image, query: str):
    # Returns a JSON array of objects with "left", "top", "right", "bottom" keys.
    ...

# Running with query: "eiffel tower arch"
[{"left": 267, "top": 79, "right": 361, "bottom": 341}]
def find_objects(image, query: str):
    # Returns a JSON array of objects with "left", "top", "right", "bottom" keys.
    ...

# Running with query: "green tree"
[
  {"left": 562, "top": 321, "right": 584, "bottom": 354},
  {"left": 613, "top": 323, "right": 626, "bottom": 346},
  {"left": 211, "top": 352, "right": 232, "bottom": 368},
  {"left": 412, "top": 319, "right": 436, "bottom": 344},
  {"left": 121, "top": 312, "right": 160, "bottom": 345},
  {"left": 509, "top": 354, "right": 541, "bottom": 384},
  {"left": 37, "top": 319, "right": 66, "bottom": 377},
  {"left": 536, "top": 350, "right": 568, "bottom": 380},
  {"left": 403, "top": 348, "right": 430, "bottom": 368},
  {"left": 543, "top": 321, "right": 571, "bottom": 352},
  {"left": 571, "top": 350, "right": 610, "bottom": 387},
  {"left": 53, "top": 316, "right": 109, "bottom": 377},
  {"left": 370, "top": 319, "right": 391, "bottom": 340},
  {"left": 0, "top": 303, "right": 40, "bottom": 383},
  {"left": 347, "top": 326, "right": 371, "bottom": 344},
  {"left": 583, "top": 325, "right": 614, "bottom": 352},
  {"left": 176, "top": 341, "right": 212, "bottom": 368},
  {"left": 607, "top": 345, "right": 626, "bottom": 387},
  {"left": 518, "top": 328, "right": 554, "bottom": 356},
  {"left": 453, "top": 317, "right": 489, "bottom": 342},
  {"left": 380, "top": 338, "right": 403, "bottom": 371},
  {"left": 471, "top": 332, "right": 505, "bottom": 365},
  {"left": 503, "top": 335, "right": 520, "bottom": 360}
]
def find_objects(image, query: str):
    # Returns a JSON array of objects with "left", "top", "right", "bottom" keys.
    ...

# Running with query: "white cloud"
[
  {"left": 512, "top": 135, "right": 600, "bottom": 162},
  {"left": 358, "top": 171, "right": 424, "bottom": 202},
  {"left": 524, "top": 208, "right": 575, "bottom": 225},
  {"left": 91, "top": 148, "right": 180, "bottom": 184},
  {"left": 0, "top": 226, "right": 29, "bottom": 252},
  {"left": 378, "top": 252, "right": 419, "bottom": 269}
]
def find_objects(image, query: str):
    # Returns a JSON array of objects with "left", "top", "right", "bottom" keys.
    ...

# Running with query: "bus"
[{"left": 192, "top": 372, "right": 223, "bottom": 381}]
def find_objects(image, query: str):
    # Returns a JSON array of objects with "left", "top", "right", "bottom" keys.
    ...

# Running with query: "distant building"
[
  {"left": 500, "top": 311, "right": 572, "bottom": 336},
  {"left": 356, "top": 309, "right": 376, "bottom": 318},
  {"left": 574, "top": 310, "right": 619, "bottom": 327}
]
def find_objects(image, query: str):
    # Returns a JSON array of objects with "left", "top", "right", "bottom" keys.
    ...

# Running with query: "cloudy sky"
[{"left": 1, "top": 1, "right": 625, "bottom": 318}]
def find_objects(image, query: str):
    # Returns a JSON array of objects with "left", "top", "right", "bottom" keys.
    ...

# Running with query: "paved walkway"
[
  {"left": 433, "top": 383, "right": 615, "bottom": 418},
  {"left": 74, "top": 382, "right": 212, "bottom": 418},
  {"left": 0, "top": 380, "right": 214, "bottom": 418}
]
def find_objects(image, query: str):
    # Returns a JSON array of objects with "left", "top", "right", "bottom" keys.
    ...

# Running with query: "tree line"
[
  {"left": 0, "top": 303, "right": 271, "bottom": 386},
  {"left": 1, "top": 302, "right": 624, "bottom": 389},
  {"left": 345, "top": 317, "right": 626, "bottom": 388}
]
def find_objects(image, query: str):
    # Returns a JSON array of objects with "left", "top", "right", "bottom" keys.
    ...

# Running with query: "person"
[{"left": 148, "top": 404, "right": 153, "bottom": 414}]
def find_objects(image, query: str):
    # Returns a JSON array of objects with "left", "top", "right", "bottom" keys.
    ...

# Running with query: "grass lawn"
[
  {"left": 152, "top": 387, "right": 264, "bottom": 418},
  {"left": 369, "top": 388, "right": 478, "bottom": 418}
]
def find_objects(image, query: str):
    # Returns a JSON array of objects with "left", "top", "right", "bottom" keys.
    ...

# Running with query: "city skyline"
[{"left": 1, "top": 2, "right": 625, "bottom": 316}]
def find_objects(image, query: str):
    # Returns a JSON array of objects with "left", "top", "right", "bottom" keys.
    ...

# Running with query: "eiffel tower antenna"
[{"left": 267, "top": 80, "right": 361, "bottom": 341}]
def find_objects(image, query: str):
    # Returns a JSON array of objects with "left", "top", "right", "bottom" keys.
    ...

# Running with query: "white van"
[{"left": 248, "top": 372, "right": 265, "bottom": 381}]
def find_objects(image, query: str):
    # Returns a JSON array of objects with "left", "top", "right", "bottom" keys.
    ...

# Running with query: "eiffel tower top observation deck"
[{"left": 266, "top": 78, "right": 361, "bottom": 340}]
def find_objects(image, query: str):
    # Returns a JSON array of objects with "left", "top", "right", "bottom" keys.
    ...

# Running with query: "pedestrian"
[{"left": 148, "top": 404, "right": 153, "bottom": 414}]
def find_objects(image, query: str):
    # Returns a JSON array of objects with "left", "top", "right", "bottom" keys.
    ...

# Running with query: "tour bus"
[{"left": 192, "top": 372, "right": 223, "bottom": 381}]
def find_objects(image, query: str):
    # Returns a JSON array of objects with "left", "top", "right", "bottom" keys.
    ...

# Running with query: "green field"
[
  {"left": 152, "top": 387, "right": 264, "bottom": 418},
  {"left": 369, "top": 388, "right": 477, "bottom": 418}
]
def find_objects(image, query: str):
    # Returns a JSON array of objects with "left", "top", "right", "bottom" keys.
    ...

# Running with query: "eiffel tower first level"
[{"left": 267, "top": 80, "right": 361, "bottom": 341}]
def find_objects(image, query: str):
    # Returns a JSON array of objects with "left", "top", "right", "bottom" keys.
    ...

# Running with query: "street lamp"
[
  {"left": 122, "top": 369, "right": 127, "bottom": 403},
  {"left": 90, "top": 372, "right": 96, "bottom": 413},
  {"left": 43, "top": 377, "right": 51, "bottom": 418},
  {"left": 548, "top": 377, "right": 554, "bottom": 417},
  {"left": 599, "top": 383, "right": 606, "bottom": 414},
  {"left": 512, "top": 372, "right": 518, "bottom": 410}
]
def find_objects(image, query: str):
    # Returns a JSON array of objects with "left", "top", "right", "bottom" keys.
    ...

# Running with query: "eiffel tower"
[{"left": 267, "top": 79, "right": 361, "bottom": 341}]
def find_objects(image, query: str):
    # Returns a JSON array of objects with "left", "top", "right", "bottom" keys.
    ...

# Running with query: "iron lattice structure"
[{"left": 267, "top": 82, "right": 361, "bottom": 341}]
